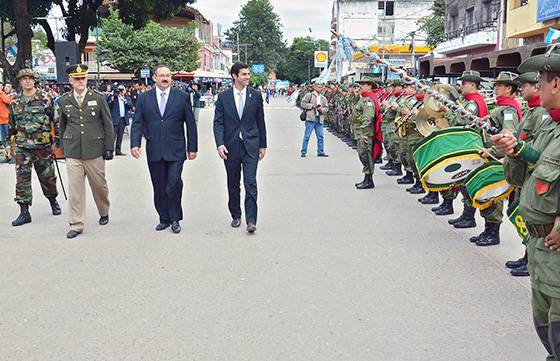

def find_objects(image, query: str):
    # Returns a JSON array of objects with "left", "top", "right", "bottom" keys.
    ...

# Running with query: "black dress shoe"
[
  {"left": 171, "top": 221, "right": 181, "bottom": 233},
  {"left": 116, "top": 152, "right": 127, "bottom": 156},
  {"left": 317, "top": 153, "right": 329, "bottom": 157},
  {"left": 66, "top": 230, "right": 81, "bottom": 239},
  {"left": 231, "top": 218, "right": 241, "bottom": 228},
  {"left": 247, "top": 223, "right": 257, "bottom": 233},
  {"left": 155, "top": 223, "right": 170, "bottom": 231},
  {"left": 99, "top": 215, "right": 109, "bottom": 225},
  {"left": 511, "top": 263, "right": 529, "bottom": 277}
]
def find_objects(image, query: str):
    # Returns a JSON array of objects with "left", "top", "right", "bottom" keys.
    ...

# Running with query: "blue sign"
[
  {"left": 538, "top": 0, "right": 560, "bottom": 23},
  {"left": 251, "top": 64, "right": 265, "bottom": 74}
]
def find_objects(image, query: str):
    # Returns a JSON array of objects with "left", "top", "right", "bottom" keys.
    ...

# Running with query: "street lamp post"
[{"left": 96, "top": 10, "right": 100, "bottom": 88}]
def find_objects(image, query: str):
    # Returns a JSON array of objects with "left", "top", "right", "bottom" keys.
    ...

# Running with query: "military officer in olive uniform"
[
  {"left": 472, "top": 71, "right": 521, "bottom": 247},
  {"left": 505, "top": 71, "right": 549, "bottom": 277},
  {"left": 381, "top": 80, "right": 405, "bottom": 176},
  {"left": 352, "top": 76, "right": 379, "bottom": 190},
  {"left": 58, "top": 64, "right": 115, "bottom": 239},
  {"left": 493, "top": 43, "right": 560, "bottom": 361},
  {"left": 7, "top": 68, "right": 61, "bottom": 226}
]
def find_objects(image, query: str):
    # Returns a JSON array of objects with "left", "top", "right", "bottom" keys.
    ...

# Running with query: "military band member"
[
  {"left": 395, "top": 82, "right": 417, "bottom": 185},
  {"left": 352, "top": 76, "right": 380, "bottom": 190},
  {"left": 493, "top": 43, "right": 560, "bottom": 361},
  {"left": 381, "top": 80, "right": 404, "bottom": 176},
  {"left": 472, "top": 71, "right": 521, "bottom": 246},
  {"left": 58, "top": 64, "right": 115, "bottom": 239},
  {"left": 505, "top": 71, "right": 549, "bottom": 277},
  {"left": 7, "top": 68, "right": 61, "bottom": 226}
]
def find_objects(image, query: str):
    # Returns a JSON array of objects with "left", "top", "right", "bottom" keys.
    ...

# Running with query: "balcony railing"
[{"left": 443, "top": 21, "right": 497, "bottom": 41}]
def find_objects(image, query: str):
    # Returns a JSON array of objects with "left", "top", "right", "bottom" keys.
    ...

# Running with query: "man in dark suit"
[
  {"left": 107, "top": 85, "right": 132, "bottom": 156},
  {"left": 213, "top": 62, "right": 267, "bottom": 233},
  {"left": 130, "top": 65, "right": 198, "bottom": 234}
]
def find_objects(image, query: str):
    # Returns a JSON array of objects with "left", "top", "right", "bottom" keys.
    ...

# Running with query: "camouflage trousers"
[
  {"left": 15, "top": 146, "right": 58, "bottom": 205},
  {"left": 383, "top": 121, "right": 399, "bottom": 162},
  {"left": 399, "top": 134, "right": 423, "bottom": 177},
  {"left": 357, "top": 137, "right": 374, "bottom": 175}
]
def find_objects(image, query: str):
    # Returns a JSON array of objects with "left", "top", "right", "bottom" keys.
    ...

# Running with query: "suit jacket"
[
  {"left": 300, "top": 92, "right": 329, "bottom": 123},
  {"left": 213, "top": 87, "right": 267, "bottom": 159},
  {"left": 130, "top": 87, "right": 198, "bottom": 162},
  {"left": 107, "top": 94, "right": 132, "bottom": 125},
  {"left": 58, "top": 89, "right": 114, "bottom": 160}
]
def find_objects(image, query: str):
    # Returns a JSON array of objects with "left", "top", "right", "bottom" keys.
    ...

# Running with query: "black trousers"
[
  {"left": 224, "top": 143, "right": 258, "bottom": 224},
  {"left": 147, "top": 160, "right": 184, "bottom": 223},
  {"left": 114, "top": 117, "right": 126, "bottom": 153}
]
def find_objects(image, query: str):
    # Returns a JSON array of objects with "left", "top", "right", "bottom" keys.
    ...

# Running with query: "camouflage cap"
[
  {"left": 519, "top": 43, "right": 560, "bottom": 73},
  {"left": 458, "top": 70, "right": 484, "bottom": 83},
  {"left": 15, "top": 68, "right": 38, "bottom": 81},
  {"left": 66, "top": 64, "right": 89, "bottom": 78},
  {"left": 494, "top": 71, "right": 518, "bottom": 85},
  {"left": 516, "top": 72, "right": 539, "bottom": 84}
]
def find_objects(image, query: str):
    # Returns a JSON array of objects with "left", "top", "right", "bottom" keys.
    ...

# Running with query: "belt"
[{"left": 526, "top": 223, "right": 554, "bottom": 238}]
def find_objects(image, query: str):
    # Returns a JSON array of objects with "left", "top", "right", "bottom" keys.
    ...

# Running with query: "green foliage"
[
  {"left": 416, "top": 0, "right": 445, "bottom": 48},
  {"left": 99, "top": 9, "right": 200, "bottom": 74},
  {"left": 276, "top": 36, "right": 329, "bottom": 84},
  {"left": 225, "top": 0, "right": 286, "bottom": 70},
  {"left": 250, "top": 72, "right": 269, "bottom": 88}
]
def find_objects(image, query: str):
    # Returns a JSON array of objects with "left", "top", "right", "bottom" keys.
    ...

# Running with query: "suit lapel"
[
  {"left": 229, "top": 88, "right": 240, "bottom": 121},
  {"left": 67, "top": 92, "right": 80, "bottom": 109},
  {"left": 241, "top": 88, "right": 251, "bottom": 119},
  {"left": 148, "top": 89, "right": 159, "bottom": 117},
  {"left": 163, "top": 88, "right": 176, "bottom": 118}
]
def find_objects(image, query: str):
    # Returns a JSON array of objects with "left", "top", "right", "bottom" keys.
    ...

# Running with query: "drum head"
[{"left": 423, "top": 156, "right": 485, "bottom": 188}]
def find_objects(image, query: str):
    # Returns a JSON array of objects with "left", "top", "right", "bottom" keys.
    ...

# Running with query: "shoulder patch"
[
  {"left": 466, "top": 103, "right": 477, "bottom": 112},
  {"left": 504, "top": 111, "right": 514, "bottom": 121}
]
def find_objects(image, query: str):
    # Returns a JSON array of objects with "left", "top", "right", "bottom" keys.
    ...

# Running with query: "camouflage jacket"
[{"left": 8, "top": 89, "right": 56, "bottom": 149}]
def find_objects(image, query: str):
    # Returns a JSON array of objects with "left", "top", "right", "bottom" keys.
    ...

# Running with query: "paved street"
[{"left": 0, "top": 97, "right": 545, "bottom": 360}]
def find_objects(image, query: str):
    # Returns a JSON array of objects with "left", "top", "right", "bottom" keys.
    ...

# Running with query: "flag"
[{"left": 545, "top": 28, "right": 560, "bottom": 44}]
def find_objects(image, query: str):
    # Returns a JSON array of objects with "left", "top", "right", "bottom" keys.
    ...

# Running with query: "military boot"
[
  {"left": 355, "top": 175, "right": 368, "bottom": 187},
  {"left": 408, "top": 180, "right": 426, "bottom": 194},
  {"left": 380, "top": 160, "right": 394, "bottom": 171},
  {"left": 431, "top": 199, "right": 446, "bottom": 212},
  {"left": 506, "top": 250, "right": 528, "bottom": 269},
  {"left": 386, "top": 163, "right": 403, "bottom": 176},
  {"left": 475, "top": 222, "right": 500, "bottom": 246},
  {"left": 452, "top": 206, "right": 476, "bottom": 228},
  {"left": 419, "top": 191, "right": 439, "bottom": 204},
  {"left": 397, "top": 171, "right": 414, "bottom": 184},
  {"left": 434, "top": 199, "right": 454, "bottom": 215},
  {"left": 12, "top": 203, "right": 32, "bottom": 226},
  {"left": 49, "top": 198, "right": 62, "bottom": 216},
  {"left": 356, "top": 175, "right": 374, "bottom": 190},
  {"left": 510, "top": 263, "right": 529, "bottom": 277}
]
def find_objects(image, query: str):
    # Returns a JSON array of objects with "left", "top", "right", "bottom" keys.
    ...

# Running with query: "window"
[
  {"left": 378, "top": 1, "right": 395, "bottom": 16},
  {"left": 466, "top": 7, "right": 475, "bottom": 26},
  {"left": 451, "top": 14, "right": 458, "bottom": 31},
  {"left": 483, "top": 1, "right": 492, "bottom": 22}
]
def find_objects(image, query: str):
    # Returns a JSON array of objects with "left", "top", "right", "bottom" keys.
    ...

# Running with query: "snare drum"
[{"left": 465, "top": 161, "right": 513, "bottom": 210}]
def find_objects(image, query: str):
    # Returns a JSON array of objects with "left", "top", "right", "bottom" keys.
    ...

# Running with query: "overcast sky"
[{"left": 193, "top": 0, "right": 333, "bottom": 44}]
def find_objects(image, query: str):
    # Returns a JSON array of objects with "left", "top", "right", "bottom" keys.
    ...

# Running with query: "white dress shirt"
[
  {"left": 234, "top": 86, "right": 247, "bottom": 118},
  {"left": 156, "top": 87, "right": 171, "bottom": 113}
]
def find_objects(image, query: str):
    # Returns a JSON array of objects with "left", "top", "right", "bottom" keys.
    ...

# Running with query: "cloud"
[{"left": 192, "top": 0, "right": 332, "bottom": 44}]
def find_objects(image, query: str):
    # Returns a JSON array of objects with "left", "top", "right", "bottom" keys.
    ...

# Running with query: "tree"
[
  {"left": 99, "top": 9, "right": 200, "bottom": 74},
  {"left": 250, "top": 72, "right": 268, "bottom": 88},
  {"left": 0, "top": 0, "right": 196, "bottom": 82},
  {"left": 416, "top": 0, "right": 445, "bottom": 48},
  {"left": 276, "top": 36, "right": 329, "bottom": 84},
  {"left": 225, "top": 0, "right": 286, "bottom": 71}
]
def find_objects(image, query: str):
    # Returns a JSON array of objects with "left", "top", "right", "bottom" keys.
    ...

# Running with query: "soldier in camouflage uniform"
[
  {"left": 493, "top": 43, "right": 560, "bottom": 361},
  {"left": 505, "top": 71, "right": 549, "bottom": 277},
  {"left": 7, "top": 68, "right": 61, "bottom": 226},
  {"left": 381, "top": 80, "right": 405, "bottom": 176},
  {"left": 348, "top": 83, "right": 361, "bottom": 143}
]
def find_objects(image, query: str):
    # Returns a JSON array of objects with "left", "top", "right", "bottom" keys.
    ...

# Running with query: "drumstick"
[{"left": 474, "top": 145, "right": 502, "bottom": 163}]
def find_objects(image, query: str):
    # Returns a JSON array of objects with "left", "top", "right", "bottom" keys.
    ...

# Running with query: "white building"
[{"left": 331, "top": 0, "right": 434, "bottom": 80}]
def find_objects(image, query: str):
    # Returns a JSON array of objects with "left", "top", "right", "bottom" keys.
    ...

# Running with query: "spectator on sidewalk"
[{"left": 107, "top": 84, "right": 132, "bottom": 156}]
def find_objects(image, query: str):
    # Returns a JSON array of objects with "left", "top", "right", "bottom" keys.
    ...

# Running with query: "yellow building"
[{"left": 507, "top": 0, "right": 560, "bottom": 42}]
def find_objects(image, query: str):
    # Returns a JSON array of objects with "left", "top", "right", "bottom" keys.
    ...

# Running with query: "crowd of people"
[{"left": 293, "top": 43, "right": 560, "bottom": 361}]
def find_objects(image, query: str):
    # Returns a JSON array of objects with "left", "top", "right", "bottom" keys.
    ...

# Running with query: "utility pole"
[
  {"left": 410, "top": 31, "right": 416, "bottom": 77},
  {"left": 96, "top": 10, "right": 100, "bottom": 88},
  {"left": 1, "top": 18, "right": 5, "bottom": 83},
  {"left": 236, "top": 32, "right": 240, "bottom": 62},
  {"left": 308, "top": 56, "right": 311, "bottom": 82}
]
